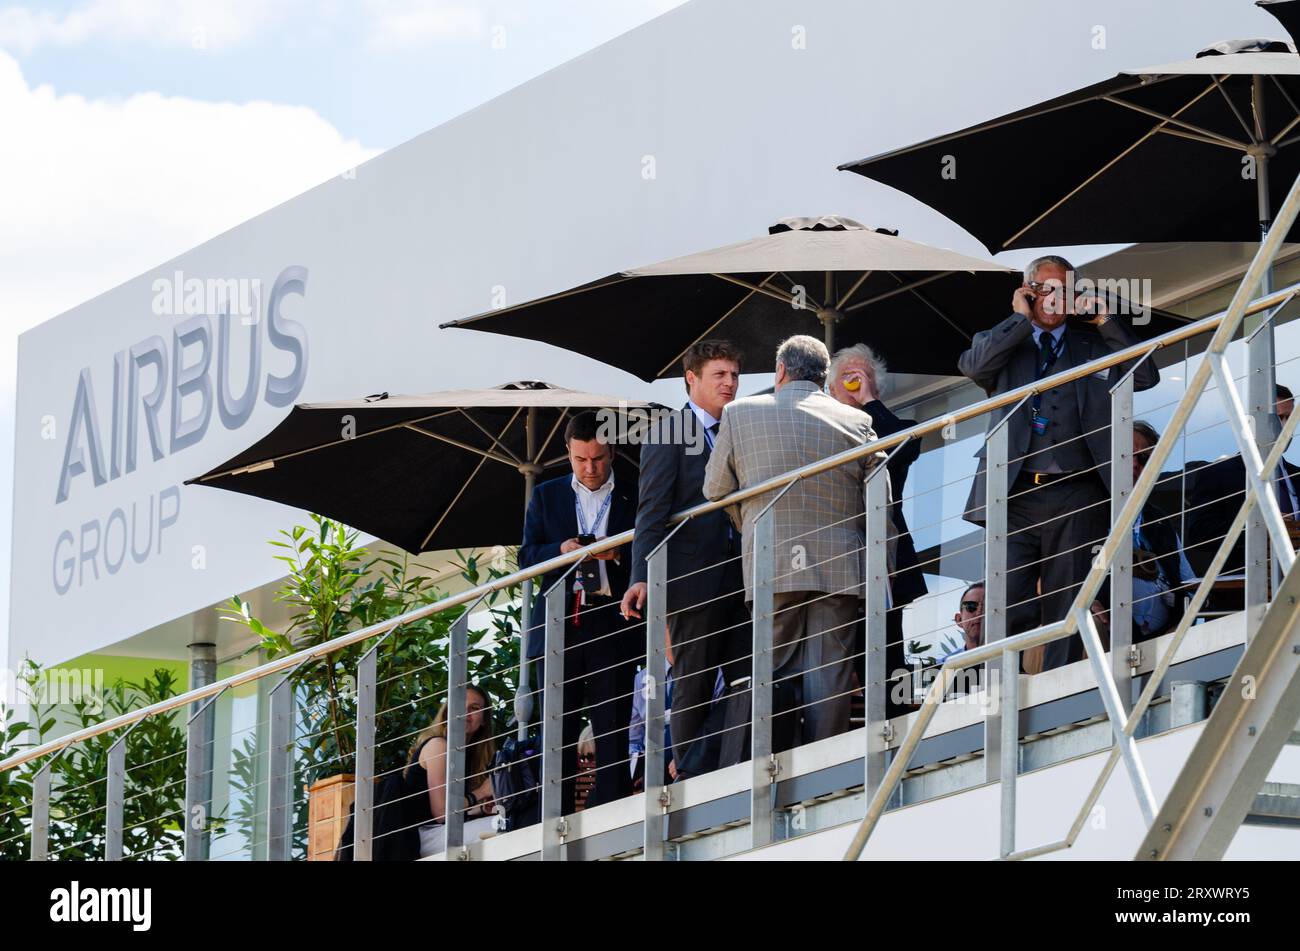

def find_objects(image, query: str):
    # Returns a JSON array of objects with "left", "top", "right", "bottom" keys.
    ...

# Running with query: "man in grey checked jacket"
[{"left": 703, "top": 335, "right": 886, "bottom": 744}]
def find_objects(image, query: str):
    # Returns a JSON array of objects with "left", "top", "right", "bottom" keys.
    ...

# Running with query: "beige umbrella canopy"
[{"left": 442, "top": 216, "right": 1022, "bottom": 376}]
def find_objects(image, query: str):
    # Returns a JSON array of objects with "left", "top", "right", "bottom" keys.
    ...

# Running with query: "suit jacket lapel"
[
  {"left": 560, "top": 482, "right": 580, "bottom": 539},
  {"left": 1065, "top": 327, "right": 1088, "bottom": 418},
  {"left": 1008, "top": 337, "right": 1037, "bottom": 449},
  {"left": 681, "top": 402, "right": 712, "bottom": 464},
  {"left": 610, "top": 482, "right": 635, "bottom": 533}
]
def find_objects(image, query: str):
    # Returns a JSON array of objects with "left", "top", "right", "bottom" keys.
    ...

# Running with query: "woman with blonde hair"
[{"left": 412, "top": 683, "right": 498, "bottom": 857}]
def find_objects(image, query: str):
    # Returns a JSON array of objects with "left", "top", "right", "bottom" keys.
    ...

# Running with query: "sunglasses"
[{"left": 960, "top": 601, "right": 982, "bottom": 613}]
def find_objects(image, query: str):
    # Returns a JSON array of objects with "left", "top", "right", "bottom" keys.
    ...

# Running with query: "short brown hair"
[
  {"left": 564, "top": 411, "right": 602, "bottom": 444},
  {"left": 682, "top": 340, "right": 743, "bottom": 391}
]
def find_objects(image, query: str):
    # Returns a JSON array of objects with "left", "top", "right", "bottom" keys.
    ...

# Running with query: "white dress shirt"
[
  {"left": 688, "top": 399, "right": 720, "bottom": 450},
  {"left": 572, "top": 472, "right": 616, "bottom": 596}
]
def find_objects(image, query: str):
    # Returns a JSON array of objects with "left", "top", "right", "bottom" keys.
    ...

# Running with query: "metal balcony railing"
[{"left": 6, "top": 175, "right": 1300, "bottom": 862}]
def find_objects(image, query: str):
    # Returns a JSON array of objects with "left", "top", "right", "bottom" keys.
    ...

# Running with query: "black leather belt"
[{"left": 1015, "top": 470, "right": 1090, "bottom": 487}]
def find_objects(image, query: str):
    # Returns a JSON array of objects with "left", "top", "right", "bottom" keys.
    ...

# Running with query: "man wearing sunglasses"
[{"left": 959, "top": 255, "right": 1159, "bottom": 671}]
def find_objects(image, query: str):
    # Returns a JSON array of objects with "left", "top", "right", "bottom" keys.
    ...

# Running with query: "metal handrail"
[
  {"left": 842, "top": 162, "right": 1300, "bottom": 860},
  {"left": 4, "top": 278, "right": 1298, "bottom": 776}
]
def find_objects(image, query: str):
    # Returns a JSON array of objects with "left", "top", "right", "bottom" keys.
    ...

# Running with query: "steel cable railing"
[{"left": 8, "top": 266, "right": 1300, "bottom": 864}]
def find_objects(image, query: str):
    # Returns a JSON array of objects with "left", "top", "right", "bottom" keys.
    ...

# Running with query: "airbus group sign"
[{"left": 49, "top": 266, "right": 309, "bottom": 597}]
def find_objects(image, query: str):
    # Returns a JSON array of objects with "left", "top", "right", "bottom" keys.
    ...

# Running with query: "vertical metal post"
[
  {"left": 999, "top": 647, "right": 1019, "bottom": 858},
  {"left": 864, "top": 460, "right": 890, "bottom": 802},
  {"left": 29, "top": 756, "right": 54, "bottom": 861},
  {"left": 267, "top": 670, "right": 296, "bottom": 861},
  {"left": 353, "top": 648, "right": 379, "bottom": 861},
  {"left": 643, "top": 529, "right": 675, "bottom": 861},
  {"left": 184, "top": 641, "right": 217, "bottom": 860},
  {"left": 541, "top": 571, "right": 573, "bottom": 861},
  {"left": 518, "top": 578, "right": 535, "bottom": 739},
  {"left": 751, "top": 490, "right": 788, "bottom": 850},
  {"left": 106, "top": 730, "right": 127, "bottom": 861},
  {"left": 518, "top": 418, "right": 541, "bottom": 741},
  {"left": 445, "top": 598, "right": 486, "bottom": 860},
  {"left": 1110, "top": 373, "right": 1135, "bottom": 711},
  {"left": 184, "top": 689, "right": 224, "bottom": 861},
  {"left": 983, "top": 405, "right": 1019, "bottom": 784},
  {"left": 108, "top": 719, "right": 146, "bottom": 862}
]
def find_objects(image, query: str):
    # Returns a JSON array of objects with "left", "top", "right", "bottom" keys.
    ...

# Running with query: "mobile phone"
[{"left": 577, "top": 533, "right": 597, "bottom": 546}]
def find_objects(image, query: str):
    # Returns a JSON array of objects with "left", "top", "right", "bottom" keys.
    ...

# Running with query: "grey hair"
[
  {"left": 775, "top": 334, "right": 830, "bottom": 386},
  {"left": 830, "top": 342, "right": 888, "bottom": 395},
  {"left": 1133, "top": 419, "right": 1160, "bottom": 446},
  {"left": 1024, "top": 254, "right": 1075, "bottom": 283}
]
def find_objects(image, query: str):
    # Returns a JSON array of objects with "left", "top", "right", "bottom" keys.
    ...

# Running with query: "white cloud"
[
  {"left": 0, "top": 48, "right": 379, "bottom": 655},
  {"left": 0, "top": 0, "right": 291, "bottom": 53}
]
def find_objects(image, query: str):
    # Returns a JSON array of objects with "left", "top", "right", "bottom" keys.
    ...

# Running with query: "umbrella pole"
[
  {"left": 1250, "top": 73, "right": 1281, "bottom": 624},
  {"left": 1255, "top": 75, "right": 1276, "bottom": 295},
  {"left": 516, "top": 408, "right": 539, "bottom": 740}
]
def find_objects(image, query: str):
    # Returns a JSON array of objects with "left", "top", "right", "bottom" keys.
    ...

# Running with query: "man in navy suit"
[
  {"left": 520, "top": 411, "right": 639, "bottom": 813},
  {"left": 621, "top": 340, "right": 753, "bottom": 774}
]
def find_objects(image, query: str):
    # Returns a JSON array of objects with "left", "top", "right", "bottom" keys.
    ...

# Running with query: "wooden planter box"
[{"left": 306, "top": 774, "right": 355, "bottom": 861}]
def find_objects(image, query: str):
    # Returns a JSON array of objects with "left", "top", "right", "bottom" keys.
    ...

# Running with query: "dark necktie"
[
  {"left": 1031, "top": 333, "right": 1060, "bottom": 420},
  {"left": 1037, "top": 331, "right": 1059, "bottom": 377}
]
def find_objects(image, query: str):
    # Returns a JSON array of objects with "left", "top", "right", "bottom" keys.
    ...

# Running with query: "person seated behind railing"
[
  {"left": 1184, "top": 385, "right": 1299, "bottom": 609},
  {"left": 942, "top": 579, "right": 1108, "bottom": 679},
  {"left": 828, "top": 342, "right": 927, "bottom": 718},
  {"left": 937, "top": 581, "right": 984, "bottom": 696},
  {"left": 413, "top": 684, "right": 499, "bottom": 857},
  {"left": 1130, "top": 421, "right": 1194, "bottom": 641}
]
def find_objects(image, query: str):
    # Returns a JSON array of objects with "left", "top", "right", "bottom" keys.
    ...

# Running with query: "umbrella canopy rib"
[
  {"left": 835, "top": 270, "right": 874, "bottom": 310},
  {"left": 531, "top": 407, "right": 571, "bottom": 469},
  {"left": 712, "top": 272, "right": 800, "bottom": 307},
  {"left": 654, "top": 274, "right": 777, "bottom": 378},
  {"left": 1268, "top": 74, "right": 1300, "bottom": 141},
  {"left": 842, "top": 271, "right": 950, "bottom": 313},
  {"left": 194, "top": 406, "right": 465, "bottom": 480},
  {"left": 894, "top": 273, "right": 973, "bottom": 343},
  {"left": 456, "top": 407, "right": 525, "bottom": 466},
  {"left": 1004, "top": 81, "right": 1223, "bottom": 248},
  {"left": 1211, "top": 75, "right": 1262, "bottom": 140},
  {"left": 840, "top": 77, "right": 1157, "bottom": 168},
  {"left": 402, "top": 423, "right": 520, "bottom": 469},
  {"left": 1101, "top": 86, "right": 1249, "bottom": 149},
  {"left": 421, "top": 442, "right": 497, "bottom": 551}
]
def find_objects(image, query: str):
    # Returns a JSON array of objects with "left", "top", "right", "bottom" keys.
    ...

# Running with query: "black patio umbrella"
[
  {"left": 839, "top": 35, "right": 1300, "bottom": 252},
  {"left": 186, "top": 381, "right": 654, "bottom": 555},
  {"left": 1262, "top": 0, "right": 1300, "bottom": 51},
  {"left": 440, "top": 216, "right": 1025, "bottom": 379}
]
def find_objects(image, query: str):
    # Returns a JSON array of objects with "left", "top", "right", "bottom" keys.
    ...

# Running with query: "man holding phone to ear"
[
  {"left": 958, "top": 255, "right": 1159, "bottom": 671},
  {"left": 519, "top": 411, "right": 639, "bottom": 814}
]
